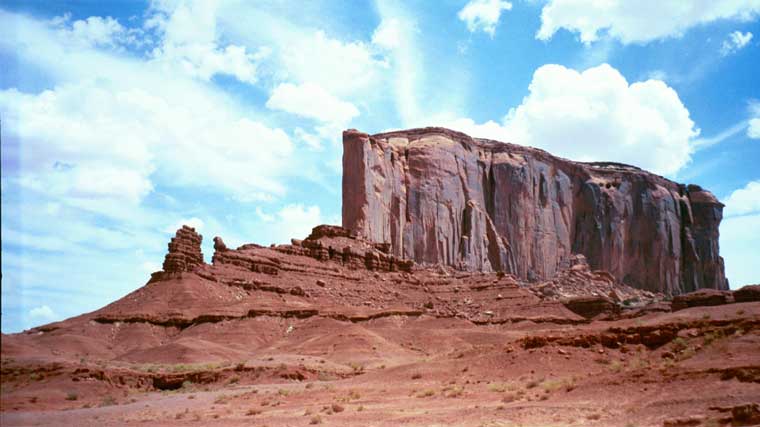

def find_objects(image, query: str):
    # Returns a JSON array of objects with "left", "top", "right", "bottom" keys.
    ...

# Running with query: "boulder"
[
  {"left": 733, "top": 284, "right": 760, "bottom": 303},
  {"left": 671, "top": 289, "right": 733, "bottom": 311},
  {"left": 562, "top": 295, "right": 619, "bottom": 319}
]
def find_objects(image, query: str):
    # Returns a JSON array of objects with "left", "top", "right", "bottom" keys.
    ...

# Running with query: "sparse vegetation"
[
  {"left": 526, "top": 378, "right": 543, "bottom": 389},
  {"left": 214, "top": 394, "right": 230, "bottom": 404},
  {"left": 65, "top": 392, "right": 78, "bottom": 401},
  {"left": 100, "top": 396, "right": 116, "bottom": 407},
  {"left": 541, "top": 377, "right": 575, "bottom": 392},
  {"left": 703, "top": 330, "right": 725, "bottom": 345},
  {"left": 416, "top": 388, "right": 435, "bottom": 398},
  {"left": 442, "top": 385, "right": 464, "bottom": 398},
  {"left": 488, "top": 382, "right": 519, "bottom": 393}
]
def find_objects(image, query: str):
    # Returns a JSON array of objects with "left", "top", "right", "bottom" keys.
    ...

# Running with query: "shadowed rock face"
[{"left": 342, "top": 127, "right": 728, "bottom": 295}]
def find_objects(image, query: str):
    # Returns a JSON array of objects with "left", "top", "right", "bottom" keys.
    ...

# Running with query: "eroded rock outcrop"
[
  {"left": 160, "top": 226, "right": 204, "bottom": 274},
  {"left": 342, "top": 127, "right": 728, "bottom": 294}
]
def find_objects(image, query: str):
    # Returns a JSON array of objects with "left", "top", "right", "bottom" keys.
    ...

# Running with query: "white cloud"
[
  {"left": 374, "top": 2, "right": 425, "bottom": 126},
  {"left": 164, "top": 217, "right": 205, "bottom": 234},
  {"left": 446, "top": 63, "right": 697, "bottom": 175},
  {"left": 458, "top": 0, "right": 512, "bottom": 36},
  {"left": 749, "top": 119, "right": 760, "bottom": 138},
  {"left": 284, "top": 30, "right": 382, "bottom": 93},
  {"left": 52, "top": 15, "right": 132, "bottom": 48},
  {"left": 0, "top": 80, "right": 294, "bottom": 204},
  {"left": 145, "top": 0, "right": 264, "bottom": 84},
  {"left": 721, "top": 30, "right": 753, "bottom": 55},
  {"left": 254, "top": 204, "right": 324, "bottom": 243},
  {"left": 714, "top": 181, "right": 760, "bottom": 288},
  {"left": 537, "top": 0, "right": 760, "bottom": 44},
  {"left": 266, "top": 82, "right": 359, "bottom": 125},
  {"left": 294, "top": 127, "right": 325, "bottom": 151},
  {"left": 28, "top": 305, "right": 57, "bottom": 323},
  {"left": 720, "top": 213, "right": 760, "bottom": 287},
  {"left": 723, "top": 180, "right": 760, "bottom": 217},
  {"left": 255, "top": 207, "right": 275, "bottom": 223},
  {"left": 748, "top": 100, "right": 760, "bottom": 139},
  {"left": 372, "top": 18, "right": 404, "bottom": 49},
  {"left": 141, "top": 261, "right": 161, "bottom": 273}
]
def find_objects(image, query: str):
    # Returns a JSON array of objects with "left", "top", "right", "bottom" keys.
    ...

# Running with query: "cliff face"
[{"left": 342, "top": 127, "right": 728, "bottom": 294}]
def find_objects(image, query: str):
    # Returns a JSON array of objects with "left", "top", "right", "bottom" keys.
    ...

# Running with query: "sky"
[{"left": 1, "top": 0, "right": 759, "bottom": 333}]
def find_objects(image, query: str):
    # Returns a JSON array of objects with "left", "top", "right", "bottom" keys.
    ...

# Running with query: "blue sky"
[{"left": 1, "top": 0, "right": 759, "bottom": 333}]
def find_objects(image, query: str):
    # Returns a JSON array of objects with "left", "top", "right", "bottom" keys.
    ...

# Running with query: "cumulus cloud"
[
  {"left": 720, "top": 213, "right": 760, "bottom": 287},
  {"left": 145, "top": 0, "right": 265, "bottom": 84},
  {"left": 0, "top": 80, "right": 294, "bottom": 204},
  {"left": 278, "top": 30, "right": 384, "bottom": 96},
  {"left": 723, "top": 180, "right": 760, "bottom": 217},
  {"left": 447, "top": 63, "right": 697, "bottom": 175},
  {"left": 721, "top": 30, "right": 753, "bottom": 55},
  {"left": 458, "top": 0, "right": 512, "bottom": 36},
  {"left": 266, "top": 82, "right": 359, "bottom": 125},
  {"left": 51, "top": 14, "right": 137, "bottom": 48},
  {"left": 537, "top": 0, "right": 760, "bottom": 44},
  {"left": 720, "top": 180, "right": 760, "bottom": 287},
  {"left": 372, "top": 18, "right": 404, "bottom": 49},
  {"left": 28, "top": 305, "right": 57, "bottom": 323},
  {"left": 251, "top": 204, "right": 326, "bottom": 243}
]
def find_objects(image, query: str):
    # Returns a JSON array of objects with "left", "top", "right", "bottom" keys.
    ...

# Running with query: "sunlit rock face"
[{"left": 342, "top": 127, "right": 727, "bottom": 295}]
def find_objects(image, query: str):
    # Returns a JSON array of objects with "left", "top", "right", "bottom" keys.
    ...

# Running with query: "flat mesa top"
[{"left": 346, "top": 126, "right": 678, "bottom": 185}]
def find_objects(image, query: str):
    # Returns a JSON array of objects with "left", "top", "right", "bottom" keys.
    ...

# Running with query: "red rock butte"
[
  {"left": 342, "top": 127, "right": 727, "bottom": 295},
  {"left": 3, "top": 127, "right": 759, "bottom": 427}
]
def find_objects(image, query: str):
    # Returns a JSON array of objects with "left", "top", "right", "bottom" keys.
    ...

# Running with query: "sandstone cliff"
[{"left": 342, "top": 127, "right": 727, "bottom": 295}]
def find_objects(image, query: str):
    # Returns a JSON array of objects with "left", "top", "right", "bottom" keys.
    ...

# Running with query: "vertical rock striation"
[{"left": 342, "top": 127, "right": 728, "bottom": 294}]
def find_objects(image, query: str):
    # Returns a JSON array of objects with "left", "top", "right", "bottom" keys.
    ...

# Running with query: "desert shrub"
[
  {"left": 65, "top": 392, "right": 78, "bottom": 401},
  {"left": 526, "top": 378, "right": 543, "bottom": 389},
  {"left": 442, "top": 385, "right": 464, "bottom": 398},
  {"left": 416, "top": 389, "right": 435, "bottom": 398}
]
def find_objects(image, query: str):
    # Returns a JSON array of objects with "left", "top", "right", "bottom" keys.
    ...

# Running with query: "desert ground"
[{"left": 2, "top": 227, "right": 758, "bottom": 426}]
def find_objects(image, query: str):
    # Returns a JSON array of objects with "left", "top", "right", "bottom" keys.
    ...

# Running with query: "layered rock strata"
[
  {"left": 161, "top": 225, "right": 204, "bottom": 274},
  {"left": 209, "top": 225, "right": 413, "bottom": 275},
  {"left": 342, "top": 127, "right": 728, "bottom": 294}
]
